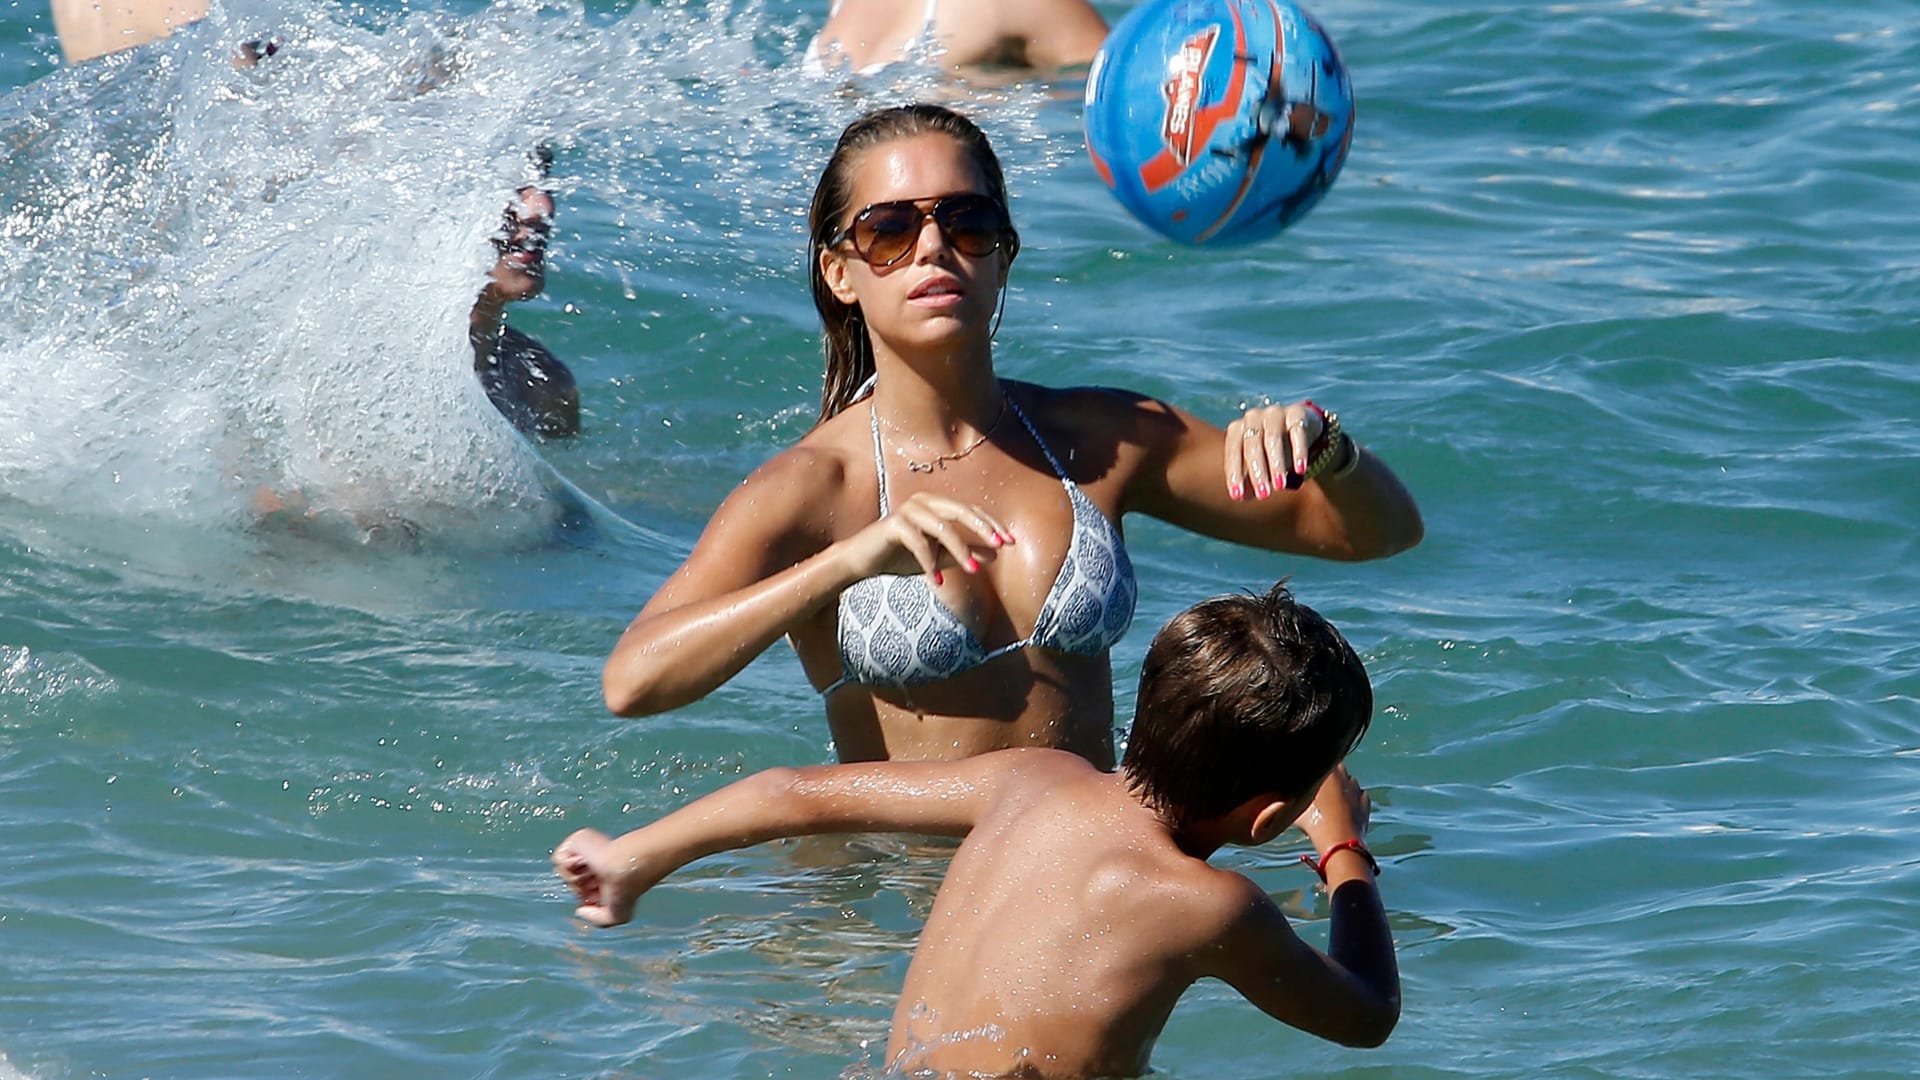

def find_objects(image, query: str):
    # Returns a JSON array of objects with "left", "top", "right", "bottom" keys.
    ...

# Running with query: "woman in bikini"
[
  {"left": 603, "top": 104, "right": 1423, "bottom": 768},
  {"left": 803, "top": 0, "right": 1109, "bottom": 76}
]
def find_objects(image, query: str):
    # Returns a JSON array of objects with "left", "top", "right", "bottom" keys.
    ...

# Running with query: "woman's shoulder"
[
  {"left": 718, "top": 410, "right": 872, "bottom": 528},
  {"left": 741, "top": 421, "right": 859, "bottom": 494},
  {"left": 1013, "top": 378, "right": 1171, "bottom": 412},
  {"left": 1010, "top": 379, "right": 1188, "bottom": 444}
]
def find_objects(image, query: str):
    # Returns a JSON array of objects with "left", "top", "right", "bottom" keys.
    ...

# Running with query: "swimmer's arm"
[
  {"left": 51, "top": 0, "right": 208, "bottom": 64},
  {"left": 517, "top": 335, "right": 580, "bottom": 438},
  {"left": 1002, "top": 0, "right": 1109, "bottom": 69},
  {"left": 556, "top": 755, "right": 1031, "bottom": 925},
  {"left": 556, "top": 750, "right": 1076, "bottom": 927},
  {"left": 718, "top": 753, "right": 1029, "bottom": 838},
  {"left": 1120, "top": 392, "right": 1423, "bottom": 562},
  {"left": 606, "top": 752, "right": 1041, "bottom": 871},
  {"left": 601, "top": 450, "right": 852, "bottom": 715},
  {"left": 1200, "top": 872, "right": 1400, "bottom": 1048}
]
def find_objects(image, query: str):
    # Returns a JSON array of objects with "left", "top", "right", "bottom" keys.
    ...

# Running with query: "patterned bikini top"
[{"left": 821, "top": 394, "right": 1137, "bottom": 696}]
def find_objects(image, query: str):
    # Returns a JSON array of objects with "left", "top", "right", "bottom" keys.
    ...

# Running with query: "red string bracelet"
[{"left": 1300, "top": 838, "right": 1380, "bottom": 882}]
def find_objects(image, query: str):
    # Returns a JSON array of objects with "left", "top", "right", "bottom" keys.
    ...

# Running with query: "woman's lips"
[{"left": 909, "top": 276, "right": 963, "bottom": 303}]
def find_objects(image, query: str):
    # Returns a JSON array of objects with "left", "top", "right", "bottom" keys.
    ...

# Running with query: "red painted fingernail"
[
  {"left": 1255, "top": 483, "right": 1270, "bottom": 499},
  {"left": 933, "top": 571, "right": 944, "bottom": 585},
  {"left": 966, "top": 557, "right": 980, "bottom": 572},
  {"left": 1229, "top": 483, "right": 1243, "bottom": 500}
]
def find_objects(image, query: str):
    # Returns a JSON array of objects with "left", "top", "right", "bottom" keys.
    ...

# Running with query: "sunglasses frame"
[{"left": 830, "top": 193, "right": 1018, "bottom": 269}]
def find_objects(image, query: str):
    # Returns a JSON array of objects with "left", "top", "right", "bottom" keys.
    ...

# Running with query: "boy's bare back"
[{"left": 886, "top": 750, "right": 1246, "bottom": 1076}]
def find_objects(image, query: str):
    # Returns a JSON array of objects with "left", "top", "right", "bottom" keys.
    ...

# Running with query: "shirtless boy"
[{"left": 553, "top": 581, "right": 1399, "bottom": 1078}]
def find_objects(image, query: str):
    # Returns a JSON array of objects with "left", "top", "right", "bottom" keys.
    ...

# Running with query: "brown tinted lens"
[
  {"left": 931, "top": 195, "right": 1007, "bottom": 258},
  {"left": 850, "top": 203, "right": 922, "bottom": 267}
]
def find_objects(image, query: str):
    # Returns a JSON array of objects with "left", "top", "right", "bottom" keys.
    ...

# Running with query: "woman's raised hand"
[
  {"left": 1224, "top": 400, "right": 1331, "bottom": 500},
  {"left": 836, "top": 491, "right": 1012, "bottom": 585}
]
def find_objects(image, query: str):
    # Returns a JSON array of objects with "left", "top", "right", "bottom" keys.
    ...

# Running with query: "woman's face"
[{"left": 821, "top": 133, "right": 1011, "bottom": 356}]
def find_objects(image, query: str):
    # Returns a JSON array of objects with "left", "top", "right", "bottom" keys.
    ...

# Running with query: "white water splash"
[{"left": 0, "top": 0, "right": 1063, "bottom": 554}]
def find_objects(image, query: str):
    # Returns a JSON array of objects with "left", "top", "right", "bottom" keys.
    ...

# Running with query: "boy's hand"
[
  {"left": 1296, "top": 765, "right": 1370, "bottom": 854},
  {"left": 553, "top": 828, "right": 667, "bottom": 928}
]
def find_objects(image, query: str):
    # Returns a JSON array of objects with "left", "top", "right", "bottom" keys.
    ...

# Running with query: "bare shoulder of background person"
[{"left": 50, "top": 0, "right": 209, "bottom": 64}]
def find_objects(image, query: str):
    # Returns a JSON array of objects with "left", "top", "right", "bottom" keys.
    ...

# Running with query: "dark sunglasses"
[
  {"left": 830, "top": 193, "right": 1016, "bottom": 268},
  {"left": 492, "top": 205, "right": 553, "bottom": 255}
]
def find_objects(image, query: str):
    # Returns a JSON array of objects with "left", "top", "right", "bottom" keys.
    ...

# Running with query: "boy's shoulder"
[
  {"left": 994, "top": 754, "right": 1273, "bottom": 932},
  {"left": 971, "top": 747, "right": 1111, "bottom": 813},
  {"left": 1032, "top": 832, "right": 1285, "bottom": 987},
  {"left": 1109, "top": 857, "right": 1299, "bottom": 987},
  {"left": 970, "top": 745, "right": 1105, "bottom": 783},
  {"left": 1137, "top": 845, "right": 1280, "bottom": 918}
]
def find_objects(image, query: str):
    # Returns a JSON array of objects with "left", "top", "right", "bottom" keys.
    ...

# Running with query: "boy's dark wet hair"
[{"left": 1121, "top": 581, "right": 1373, "bottom": 826}]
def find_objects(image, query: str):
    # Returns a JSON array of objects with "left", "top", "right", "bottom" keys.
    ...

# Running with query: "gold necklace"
[{"left": 885, "top": 388, "right": 1010, "bottom": 473}]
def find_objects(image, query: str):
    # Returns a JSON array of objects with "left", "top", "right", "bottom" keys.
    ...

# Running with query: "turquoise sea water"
[{"left": 2, "top": 0, "right": 1916, "bottom": 1076}]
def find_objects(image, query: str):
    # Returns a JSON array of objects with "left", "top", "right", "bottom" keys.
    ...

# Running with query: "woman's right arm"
[
  {"left": 602, "top": 449, "right": 1008, "bottom": 716},
  {"left": 603, "top": 448, "right": 849, "bottom": 716}
]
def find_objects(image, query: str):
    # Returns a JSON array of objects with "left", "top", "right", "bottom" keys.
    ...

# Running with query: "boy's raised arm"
[
  {"left": 1205, "top": 767, "right": 1401, "bottom": 1047},
  {"left": 553, "top": 751, "right": 1046, "bottom": 927}
]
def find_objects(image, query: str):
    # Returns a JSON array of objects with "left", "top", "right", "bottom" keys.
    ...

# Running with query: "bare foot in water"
[{"left": 552, "top": 828, "right": 639, "bottom": 927}]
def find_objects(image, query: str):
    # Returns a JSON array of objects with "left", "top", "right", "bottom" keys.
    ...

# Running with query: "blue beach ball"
[{"left": 1084, "top": 0, "right": 1355, "bottom": 246}]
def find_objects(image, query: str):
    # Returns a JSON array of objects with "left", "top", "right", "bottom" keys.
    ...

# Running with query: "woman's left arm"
[{"left": 1122, "top": 394, "right": 1424, "bottom": 562}]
